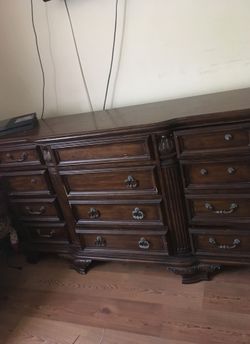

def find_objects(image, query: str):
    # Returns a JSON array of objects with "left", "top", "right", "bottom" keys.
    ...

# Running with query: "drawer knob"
[
  {"left": 30, "top": 178, "right": 37, "bottom": 184},
  {"left": 88, "top": 208, "right": 100, "bottom": 219},
  {"left": 5, "top": 152, "right": 28, "bottom": 163},
  {"left": 138, "top": 237, "right": 150, "bottom": 249},
  {"left": 204, "top": 202, "right": 238, "bottom": 215},
  {"left": 132, "top": 207, "right": 144, "bottom": 220},
  {"left": 200, "top": 168, "right": 208, "bottom": 176},
  {"left": 36, "top": 229, "right": 56, "bottom": 238},
  {"left": 95, "top": 236, "right": 106, "bottom": 247},
  {"left": 124, "top": 175, "right": 139, "bottom": 189},
  {"left": 227, "top": 167, "right": 236, "bottom": 175},
  {"left": 224, "top": 133, "right": 233, "bottom": 141},
  {"left": 25, "top": 206, "right": 46, "bottom": 215},
  {"left": 208, "top": 237, "right": 240, "bottom": 249}
]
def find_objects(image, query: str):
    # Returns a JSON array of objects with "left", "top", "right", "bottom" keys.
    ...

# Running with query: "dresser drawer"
[
  {"left": 175, "top": 127, "right": 249, "bottom": 157},
  {"left": 10, "top": 198, "right": 62, "bottom": 222},
  {"left": 190, "top": 229, "right": 250, "bottom": 257},
  {"left": 21, "top": 223, "right": 68, "bottom": 243},
  {"left": 187, "top": 195, "right": 250, "bottom": 225},
  {"left": 53, "top": 136, "right": 152, "bottom": 165},
  {"left": 183, "top": 161, "right": 250, "bottom": 189},
  {"left": 79, "top": 233, "right": 167, "bottom": 252},
  {"left": 3, "top": 170, "right": 52, "bottom": 196},
  {"left": 60, "top": 166, "right": 159, "bottom": 196},
  {"left": 0, "top": 145, "right": 42, "bottom": 167},
  {"left": 70, "top": 200, "right": 164, "bottom": 226}
]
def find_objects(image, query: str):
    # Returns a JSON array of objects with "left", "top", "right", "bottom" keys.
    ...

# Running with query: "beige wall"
[{"left": 0, "top": 0, "right": 250, "bottom": 120}]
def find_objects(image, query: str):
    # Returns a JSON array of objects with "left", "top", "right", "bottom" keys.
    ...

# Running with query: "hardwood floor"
[{"left": 0, "top": 255, "right": 250, "bottom": 344}]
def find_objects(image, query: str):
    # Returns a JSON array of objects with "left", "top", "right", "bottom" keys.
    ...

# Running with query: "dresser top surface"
[{"left": 2, "top": 87, "right": 250, "bottom": 143}]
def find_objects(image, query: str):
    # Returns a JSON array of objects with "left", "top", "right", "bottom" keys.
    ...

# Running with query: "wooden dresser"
[{"left": 1, "top": 88, "right": 250, "bottom": 283}]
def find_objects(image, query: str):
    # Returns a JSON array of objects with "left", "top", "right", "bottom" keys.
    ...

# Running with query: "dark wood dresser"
[{"left": 2, "top": 88, "right": 250, "bottom": 283}]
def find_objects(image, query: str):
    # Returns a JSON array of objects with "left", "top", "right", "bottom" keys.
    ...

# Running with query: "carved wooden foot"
[
  {"left": 26, "top": 251, "right": 40, "bottom": 264},
  {"left": 168, "top": 264, "right": 222, "bottom": 284},
  {"left": 72, "top": 258, "right": 92, "bottom": 274}
]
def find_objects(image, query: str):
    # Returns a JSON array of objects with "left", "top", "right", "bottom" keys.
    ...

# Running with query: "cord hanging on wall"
[{"left": 31, "top": 0, "right": 46, "bottom": 119}]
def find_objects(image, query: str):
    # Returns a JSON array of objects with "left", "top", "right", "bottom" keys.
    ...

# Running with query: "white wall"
[{"left": 0, "top": 0, "right": 250, "bottom": 120}]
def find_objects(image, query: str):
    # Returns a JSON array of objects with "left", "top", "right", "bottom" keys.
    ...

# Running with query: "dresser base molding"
[{"left": 168, "top": 263, "right": 222, "bottom": 284}]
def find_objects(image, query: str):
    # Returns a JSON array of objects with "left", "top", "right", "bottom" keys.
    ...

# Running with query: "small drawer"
[
  {"left": 10, "top": 198, "right": 62, "bottom": 222},
  {"left": 60, "top": 166, "right": 159, "bottom": 196},
  {"left": 190, "top": 229, "right": 250, "bottom": 257},
  {"left": 175, "top": 127, "right": 249, "bottom": 157},
  {"left": 21, "top": 223, "right": 68, "bottom": 243},
  {"left": 70, "top": 200, "right": 164, "bottom": 226},
  {"left": 79, "top": 233, "right": 167, "bottom": 252},
  {"left": 3, "top": 170, "right": 52, "bottom": 196},
  {"left": 187, "top": 195, "right": 250, "bottom": 225},
  {"left": 52, "top": 136, "right": 152, "bottom": 165},
  {"left": 0, "top": 145, "right": 42, "bottom": 167},
  {"left": 183, "top": 161, "right": 250, "bottom": 189}
]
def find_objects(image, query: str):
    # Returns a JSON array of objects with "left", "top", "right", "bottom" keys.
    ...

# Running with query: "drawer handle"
[
  {"left": 30, "top": 178, "right": 37, "bottom": 184},
  {"left": 88, "top": 208, "right": 100, "bottom": 219},
  {"left": 132, "top": 207, "right": 144, "bottom": 220},
  {"left": 204, "top": 202, "right": 238, "bottom": 215},
  {"left": 95, "top": 236, "right": 106, "bottom": 247},
  {"left": 224, "top": 133, "right": 233, "bottom": 141},
  {"left": 5, "top": 152, "right": 28, "bottom": 163},
  {"left": 138, "top": 237, "right": 150, "bottom": 249},
  {"left": 227, "top": 167, "right": 236, "bottom": 175},
  {"left": 25, "top": 206, "right": 46, "bottom": 215},
  {"left": 124, "top": 175, "right": 139, "bottom": 189},
  {"left": 36, "top": 229, "right": 56, "bottom": 238},
  {"left": 208, "top": 237, "right": 240, "bottom": 249},
  {"left": 200, "top": 168, "right": 208, "bottom": 176}
]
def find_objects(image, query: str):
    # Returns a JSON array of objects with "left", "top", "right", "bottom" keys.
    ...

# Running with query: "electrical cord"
[
  {"left": 64, "top": 0, "right": 94, "bottom": 112},
  {"left": 103, "top": 0, "right": 119, "bottom": 111},
  {"left": 31, "top": 0, "right": 45, "bottom": 119}
]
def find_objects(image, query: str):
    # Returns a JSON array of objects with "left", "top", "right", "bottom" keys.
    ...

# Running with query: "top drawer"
[
  {"left": 0, "top": 145, "right": 42, "bottom": 168},
  {"left": 51, "top": 136, "right": 153, "bottom": 165},
  {"left": 175, "top": 126, "right": 250, "bottom": 158}
]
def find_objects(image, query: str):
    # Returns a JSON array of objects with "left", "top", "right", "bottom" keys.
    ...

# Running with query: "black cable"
[
  {"left": 103, "top": 0, "right": 119, "bottom": 111},
  {"left": 64, "top": 0, "right": 94, "bottom": 112},
  {"left": 31, "top": 0, "right": 45, "bottom": 119}
]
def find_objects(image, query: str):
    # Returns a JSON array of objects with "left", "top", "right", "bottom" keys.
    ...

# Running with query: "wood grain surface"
[{"left": 0, "top": 255, "right": 249, "bottom": 344}]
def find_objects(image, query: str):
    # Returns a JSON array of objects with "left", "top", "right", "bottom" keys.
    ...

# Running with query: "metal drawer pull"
[
  {"left": 132, "top": 208, "right": 144, "bottom": 220},
  {"left": 224, "top": 133, "right": 233, "bottom": 141},
  {"left": 95, "top": 236, "right": 106, "bottom": 247},
  {"left": 124, "top": 175, "right": 139, "bottom": 189},
  {"left": 5, "top": 152, "right": 28, "bottom": 163},
  {"left": 208, "top": 237, "right": 240, "bottom": 249},
  {"left": 138, "top": 237, "right": 150, "bottom": 249},
  {"left": 200, "top": 168, "right": 208, "bottom": 176},
  {"left": 204, "top": 202, "right": 238, "bottom": 215},
  {"left": 88, "top": 208, "right": 100, "bottom": 219},
  {"left": 36, "top": 229, "right": 56, "bottom": 238},
  {"left": 227, "top": 167, "right": 236, "bottom": 175},
  {"left": 30, "top": 178, "right": 37, "bottom": 184},
  {"left": 25, "top": 206, "right": 46, "bottom": 215}
]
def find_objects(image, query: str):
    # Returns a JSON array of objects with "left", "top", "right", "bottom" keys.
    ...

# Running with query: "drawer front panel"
[
  {"left": 0, "top": 146, "right": 41, "bottom": 167},
  {"left": 10, "top": 198, "right": 61, "bottom": 221},
  {"left": 183, "top": 161, "right": 250, "bottom": 188},
  {"left": 80, "top": 234, "right": 167, "bottom": 252},
  {"left": 61, "top": 167, "right": 158, "bottom": 196},
  {"left": 4, "top": 171, "right": 51, "bottom": 195},
  {"left": 187, "top": 196, "right": 250, "bottom": 223},
  {"left": 191, "top": 230, "right": 250, "bottom": 257},
  {"left": 71, "top": 202, "right": 163, "bottom": 225},
  {"left": 21, "top": 223, "right": 68, "bottom": 243},
  {"left": 176, "top": 128, "right": 249, "bottom": 156},
  {"left": 54, "top": 137, "right": 152, "bottom": 164}
]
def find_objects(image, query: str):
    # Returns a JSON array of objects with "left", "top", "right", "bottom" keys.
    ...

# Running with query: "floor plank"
[{"left": 0, "top": 256, "right": 250, "bottom": 344}]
